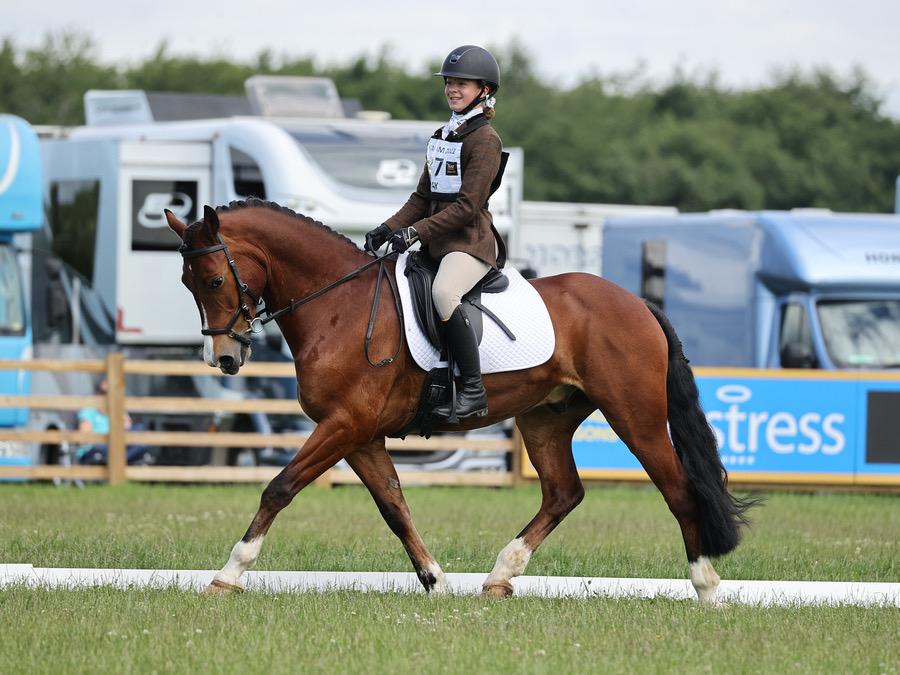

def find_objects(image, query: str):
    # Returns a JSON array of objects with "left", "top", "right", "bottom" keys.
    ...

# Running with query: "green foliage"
[
  {"left": 0, "top": 33, "right": 119, "bottom": 125},
  {"left": 1, "top": 32, "right": 898, "bottom": 211}
]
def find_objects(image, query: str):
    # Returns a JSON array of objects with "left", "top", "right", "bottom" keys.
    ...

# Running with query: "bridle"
[
  {"left": 181, "top": 234, "right": 261, "bottom": 347},
  {"left": 180, "top": 233, "right": 404, "bottom": 366}
]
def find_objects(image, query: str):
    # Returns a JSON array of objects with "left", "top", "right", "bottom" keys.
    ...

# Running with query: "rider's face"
[{"left": 444, "top": 78, "right": 487, "bottom": 113}]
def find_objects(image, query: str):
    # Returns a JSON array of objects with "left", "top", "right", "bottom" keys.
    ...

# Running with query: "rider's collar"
[{"left": 441, "top": 107, "right": 484, "bottom": 140}]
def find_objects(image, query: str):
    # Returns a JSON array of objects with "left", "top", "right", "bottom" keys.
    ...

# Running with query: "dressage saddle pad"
[{"left": 395, "top": 252, "right": 555, "bottom": 374}]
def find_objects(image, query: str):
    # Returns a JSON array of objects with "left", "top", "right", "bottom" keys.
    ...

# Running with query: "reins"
[{"left": 181, "top": 234, "right": 405, "bottom": 367}]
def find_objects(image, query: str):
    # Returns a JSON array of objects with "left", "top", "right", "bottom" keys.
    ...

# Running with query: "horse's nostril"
[{"left": 219, "top": 355, "right": 235, "bottom": 369}]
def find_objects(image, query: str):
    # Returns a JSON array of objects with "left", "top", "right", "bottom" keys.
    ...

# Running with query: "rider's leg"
[
  {"left": 432, "top": 252, "right": 492, "bottom": 322},
  {"left": 431, "top": 252, "right": 491, "bottom": 420}
]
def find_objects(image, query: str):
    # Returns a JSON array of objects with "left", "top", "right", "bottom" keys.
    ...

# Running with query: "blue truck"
[
  {"left": 0, "top": 115, "right": 43, "bottom": 466},
  {"left": 601, "top": 209, "right": 900, "bottom": 370}
]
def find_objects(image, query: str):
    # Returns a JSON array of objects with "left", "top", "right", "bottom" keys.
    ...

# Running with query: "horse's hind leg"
[
  {"left": 482, "top": 401, "right": 591, "bottom": 598},
  {"left": 344, "top": 440, "right": 447, "bottom": 593},
  {"left": 631, "top": 429, "right": 721, "bottom": 604},
  {"left": 601, "top": 397, "right": 722, "bottom": 605}
]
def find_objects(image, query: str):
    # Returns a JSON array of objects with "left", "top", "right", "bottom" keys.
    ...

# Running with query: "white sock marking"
[
  {"left": 483, "top": 537, "right": 532, "bottom": 589},
  {"left": 690, "top": 556, "right": 721, "bottom": 605},
  {"left": 214, "top": 536, "right": 264, "bottom": 588}
]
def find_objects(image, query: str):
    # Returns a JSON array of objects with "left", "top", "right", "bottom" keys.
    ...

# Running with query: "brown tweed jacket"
[{"left": 384, "top": 118, "right": 505, "bottom": 269}]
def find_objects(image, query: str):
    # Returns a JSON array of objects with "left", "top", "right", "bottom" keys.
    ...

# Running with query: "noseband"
[{"left": 180, "top": 233, "right": 403, "bottom": 367}]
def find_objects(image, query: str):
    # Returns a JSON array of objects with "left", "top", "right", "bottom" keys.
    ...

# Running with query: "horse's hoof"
[
  {"left": 205, "top": 578, "right": 245, "bottom": 594},
  {"left": 697, "top": 594, "right": 723, "bottom": 608},
  {"left": 482, "top": 582, "right": 514, "bottom": 599}
]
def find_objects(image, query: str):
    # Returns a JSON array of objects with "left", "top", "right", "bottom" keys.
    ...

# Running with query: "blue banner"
[{"left": 568, "top": 370, "right": 900, "bottom": 485}]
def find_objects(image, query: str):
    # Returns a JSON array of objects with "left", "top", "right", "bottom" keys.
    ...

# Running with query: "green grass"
[
  {"left": 1, "top": 484, "right": 898, "bottom": 674},
  {"left": 1, "top": 484, "right": 897, "bottom": 581},
  {"left": 0, "top": 587, "right": 897, "bottom": 674}
]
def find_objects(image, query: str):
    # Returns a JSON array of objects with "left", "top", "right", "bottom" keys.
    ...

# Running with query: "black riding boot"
[{"left": 433, "top": 306, "right": 488, "bottom": 421}]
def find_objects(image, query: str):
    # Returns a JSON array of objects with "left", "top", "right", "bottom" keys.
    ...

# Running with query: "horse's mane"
[{"left": 182, "top": 198, "right": 360, "bottom": 251}]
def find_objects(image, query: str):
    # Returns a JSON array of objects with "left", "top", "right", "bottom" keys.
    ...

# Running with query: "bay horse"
[{"left": 166, "top": 200, "right": 753, "bottom": 604}]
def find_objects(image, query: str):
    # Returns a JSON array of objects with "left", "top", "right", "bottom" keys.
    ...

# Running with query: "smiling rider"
[{"left": 365, "top": 45, "right": 508, "bottom": 422}]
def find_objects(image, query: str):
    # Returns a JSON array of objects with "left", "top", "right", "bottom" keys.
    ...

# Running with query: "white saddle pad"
[{"left": 395, "top": 252, "right": 555, "bottom": 374}]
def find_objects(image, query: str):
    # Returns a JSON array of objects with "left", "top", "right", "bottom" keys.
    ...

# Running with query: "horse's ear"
[
  {"left": 203, "top": 205, "right": 220, "bottom": 236},
  {"left": 165, "top": 209, "right": 187, "bottom": 238}
]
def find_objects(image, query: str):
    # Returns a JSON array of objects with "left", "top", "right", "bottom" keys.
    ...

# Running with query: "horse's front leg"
[
  {"left": 345, "top": 439, "right": 447, "bottom": 593},
  {"left": 207, "top": 417, "right": 361, "bottom": 593}
]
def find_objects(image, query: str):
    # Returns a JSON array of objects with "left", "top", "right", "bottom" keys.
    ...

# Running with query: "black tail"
[{"left": 645, "top": 302, "right": 759, "bottom": 558}]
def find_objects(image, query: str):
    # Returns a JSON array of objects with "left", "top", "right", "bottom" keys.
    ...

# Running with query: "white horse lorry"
[{"left": 27, "top": 77, "right": 525, "bottom": 470}]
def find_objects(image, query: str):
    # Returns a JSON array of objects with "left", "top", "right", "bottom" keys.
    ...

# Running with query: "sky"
[{"left": 6, "top": 0, "right": 900, "bottom": 116}]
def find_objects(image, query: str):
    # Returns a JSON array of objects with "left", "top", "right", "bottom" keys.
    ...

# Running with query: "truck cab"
[
  {"left": 0, "top": 115, "right": 43, "bottom": 446},
  {"left": 601, "top": 210, "right": 900, "bottom": 370}
]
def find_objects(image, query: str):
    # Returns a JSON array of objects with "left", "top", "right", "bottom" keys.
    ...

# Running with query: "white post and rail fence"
[{"left": 0, "top": 356, "right": 524, "bottom": 487}]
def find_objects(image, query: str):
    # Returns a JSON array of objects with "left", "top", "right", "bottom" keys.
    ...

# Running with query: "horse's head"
[{"left": 166, "top": 205, "right": 265, "bottom": 374}]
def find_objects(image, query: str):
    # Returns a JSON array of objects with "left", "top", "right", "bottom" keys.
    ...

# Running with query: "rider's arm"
[
  {"left": 411, "top": 129, "right": 501, "bottom": 243},
  {"left": 384, "top": 165, "right": 431, "bottom": 232}
]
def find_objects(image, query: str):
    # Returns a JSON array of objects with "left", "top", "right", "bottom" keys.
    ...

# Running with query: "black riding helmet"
[{"left": 435, "top": 45, "right": 501, "bottom": 95}]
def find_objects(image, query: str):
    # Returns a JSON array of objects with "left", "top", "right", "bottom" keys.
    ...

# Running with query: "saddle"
[
  {"left": 394, "top": 251, "right": 516, "bottom": 439},
  {"left": 403, "top": 251, "right": 515, "bottom": 354}
]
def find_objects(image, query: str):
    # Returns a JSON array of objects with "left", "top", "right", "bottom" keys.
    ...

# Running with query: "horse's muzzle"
[{"left": 218, "top": 354, "right": 241, "bottom": 375}]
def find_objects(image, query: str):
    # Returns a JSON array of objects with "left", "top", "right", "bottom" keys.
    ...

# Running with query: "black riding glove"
[
  {"left": 364, "top": 223, "right": 391, "bottom": 253},
  {"left": 389, "top": 226, "right": 419, "bottom": 253}
]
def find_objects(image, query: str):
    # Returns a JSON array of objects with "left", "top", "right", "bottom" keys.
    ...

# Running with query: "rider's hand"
[
  {"left": 389, "top": 226, "right": 419, "bottom": 253},
  {"left": 364, "top": 224, "right": 391, "bottom": 253}
]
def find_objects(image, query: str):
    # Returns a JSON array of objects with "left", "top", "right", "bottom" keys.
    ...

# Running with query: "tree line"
[{"left": 2, "top": 33, "right": 899, "bottom": 212}]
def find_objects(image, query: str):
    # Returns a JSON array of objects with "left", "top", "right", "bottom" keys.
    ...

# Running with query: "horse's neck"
[{"left": 238, "top": 211, "right": 370, "bottom": 335}]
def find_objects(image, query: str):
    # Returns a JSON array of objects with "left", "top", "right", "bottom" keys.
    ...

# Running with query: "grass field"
[{"left": 1, "top": 483, "right": 898, "bottom": 674}]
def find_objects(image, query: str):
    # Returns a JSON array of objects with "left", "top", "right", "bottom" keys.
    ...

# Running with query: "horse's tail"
[{"left": 645, "top": 301, "right": 758, "bottom": 558}]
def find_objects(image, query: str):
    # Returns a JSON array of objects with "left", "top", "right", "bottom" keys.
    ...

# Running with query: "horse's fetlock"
[{"left": 417, "top": 567, "right": 438, "bottom": 591}]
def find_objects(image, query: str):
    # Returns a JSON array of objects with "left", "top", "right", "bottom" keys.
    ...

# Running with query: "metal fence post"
[{"left": 105, "top": 352, "right": 127, "bottom": 485}]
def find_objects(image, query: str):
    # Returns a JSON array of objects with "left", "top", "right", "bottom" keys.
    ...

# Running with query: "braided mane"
[{"left": 182, "top": 198, "right": 360, "bottom": 251}]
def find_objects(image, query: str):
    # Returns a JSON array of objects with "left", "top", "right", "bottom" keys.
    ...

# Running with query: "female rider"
[{"left": 364, "top": 45, "right": 507, "bottom": 422}]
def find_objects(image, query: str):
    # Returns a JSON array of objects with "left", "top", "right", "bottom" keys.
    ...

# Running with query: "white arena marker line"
[{"left": 1, "top": 566, "right": 898, "bottom": 607}]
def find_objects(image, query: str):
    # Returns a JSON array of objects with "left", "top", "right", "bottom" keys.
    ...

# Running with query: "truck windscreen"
[
  {"left": 0, "top": 245, "right": 25, "bottom": 335},
  {"left": 817, "top": 299, "right": 900, "bottom": 368},
  {"left": 290, "top": 132, "right": 424, "bottom": 191}
]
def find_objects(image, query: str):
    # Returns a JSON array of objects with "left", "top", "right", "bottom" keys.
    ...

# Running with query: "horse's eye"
[{"left": 209, "top": 276, "right": 225, "bottom": 290}]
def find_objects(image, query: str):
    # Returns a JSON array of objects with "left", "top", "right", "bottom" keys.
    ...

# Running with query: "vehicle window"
[
  {"left": 640, "top": 240, "right": 666, "bottom": 309},
  {"left": 0, "top": 246, "right": 25, "bottom": 335},
  {"left": 288, "top": 131, "right": 424, "bottom": 191},
  {"left": 231, "top": 148, "right": 266, "bottom": 199},
  {"left": 780, "top": 302, "right": 816, "bottom": 367},
  {"left": 817, "top": 299, "right": 900, "bottom": 368},
  {"left": 47, "top": 180, "right": 100, "bottom": 280}
]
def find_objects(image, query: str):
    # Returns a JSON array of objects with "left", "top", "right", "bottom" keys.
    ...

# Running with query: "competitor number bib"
[{"left": 426, "top": 137, "right": 463, "bottom": 200}]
